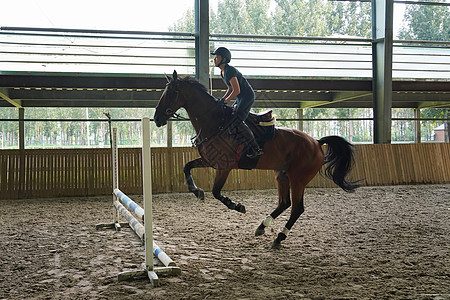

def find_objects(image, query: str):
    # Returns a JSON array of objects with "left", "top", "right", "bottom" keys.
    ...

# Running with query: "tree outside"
[
  {"left": 1, "top": 107, "right": 448, "bottom": 148},
  {"left": 398, "top": 0, "right": 450, "bottom": 41},
  {"left": 171, "top": 0, "right": 372, "bottom": 37}
]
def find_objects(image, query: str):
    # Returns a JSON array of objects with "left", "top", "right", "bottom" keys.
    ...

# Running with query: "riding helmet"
[{"left": 211, "top": 47, "right": 231, "bottom": 63}]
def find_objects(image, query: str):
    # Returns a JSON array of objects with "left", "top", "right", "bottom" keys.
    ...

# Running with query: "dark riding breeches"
[
  {"left": 234, "top": 92, "right": 254, "bottom": 122},
  {"left": 228, "top": 91, "right": 261, "bottom": 154}
]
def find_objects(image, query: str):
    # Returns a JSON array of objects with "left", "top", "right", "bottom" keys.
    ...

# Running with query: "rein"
[
  {"left": 191, "top": 105, "right": 234, "bottom": 148},
  {"left": 171, "top": 111, "right": 190, "bottom": 121}
]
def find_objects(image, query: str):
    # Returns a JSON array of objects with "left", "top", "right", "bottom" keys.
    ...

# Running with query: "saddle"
[
  {"left": 247, "top": 109, "right": 275, "bottom": 125},
  {"left": 245, "top": 110, "right": 276, "bottom": 142}
]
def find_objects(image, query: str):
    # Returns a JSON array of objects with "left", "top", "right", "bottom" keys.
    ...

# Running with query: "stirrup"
[{"left": 246, "top": 149, "right": 264, "bottom": 159}]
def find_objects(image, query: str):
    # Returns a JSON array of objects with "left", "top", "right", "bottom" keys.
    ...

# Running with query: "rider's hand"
[{"left": 217, "top": 97, "right": 226, "bottom": 105}]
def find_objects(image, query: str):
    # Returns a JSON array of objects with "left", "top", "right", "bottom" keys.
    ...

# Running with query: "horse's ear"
[
  {"left": 173, "top": 70, "right": 178, "bottom": 81},
  {"left": 164, "top": 73, "right": 171, "bottom": 83}
]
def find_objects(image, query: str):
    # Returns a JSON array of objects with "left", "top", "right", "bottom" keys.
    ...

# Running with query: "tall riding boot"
[{"left": 229, "top": 119, "right": 264, "bottom": 158}]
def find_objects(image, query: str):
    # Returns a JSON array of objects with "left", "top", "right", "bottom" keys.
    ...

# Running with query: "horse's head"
[{"left": 154, "top": 70, "right": 184, "bottom": 127}]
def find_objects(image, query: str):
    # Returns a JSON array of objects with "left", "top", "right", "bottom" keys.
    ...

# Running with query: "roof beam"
[
  {"left": 8, "top": 89, "right": 163, "bottom": 101},
  {"left": 297, "top": 91, "right": 372, "bottom": 109},
  {"left": 418, "top": 102, "right": 450, "bottom": 109},
  {"left": 0, "top": 88, "right": 23, "bottom": 108},
  {"left": 332, "top": 91, "right": 372, "bottom": 102}
]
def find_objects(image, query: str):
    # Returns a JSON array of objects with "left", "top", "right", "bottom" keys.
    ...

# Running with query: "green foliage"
[
  {"left": 392, "top": 108, "right": 415, "bottom": 142},
  {"left": 1, "top": 107, "right": 447, "bottom": 148},
  {"left": 169, "top": 0, "right": 372, "bottom": 37},
  {"left": 272, "top": 0, "right": 322, "bottom": 36},
  {"left": 245, "top": 0, "right": 272, "bottom": 35},
  {"left": 170, "top": 0, "right": 448, "bottom": 41},
  {"left": 169, "top": 7, "right": 196, "bottom": 32},
  {"left": 421, "top": 108, "right": 448, "bottom": 141},
  {"left": 170, "top": 0, "right": 273, "bottom": 35},
  {"left": 215, "top": 0, "right": 253, "bottom": 34},
  {"left": 326, "top": 1, "right": 372, "bottom": 38},
  {"left": 0, "top": 107, "right": 201, "bottom": 148},
  {"left": 398, "top": 0, "right": 450, "bottom": 41},
  {"left": 0, "top": 107, "right": 19, "bottom": 148}
]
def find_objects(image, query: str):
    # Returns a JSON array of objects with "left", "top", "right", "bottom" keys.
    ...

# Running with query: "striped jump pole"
[
  {"left": 114, "top": 188, "right": 144, "bottom": 222},
  {"left": 113, "top": 192, "right": 176, "bottom": 268},
  {"left": 153, "top": 241, "right": 176, "bottom": 267},
  {"left": 113, "top": 200, "right": 145, "bottom": 240}
]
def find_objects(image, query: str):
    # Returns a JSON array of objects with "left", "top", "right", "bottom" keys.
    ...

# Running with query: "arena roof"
[
  {"left": 0, "top": 27, "right": 449, "bottom": 109},
  {"left": 0, "top": 73, "right": 449, "bottom": 109}
]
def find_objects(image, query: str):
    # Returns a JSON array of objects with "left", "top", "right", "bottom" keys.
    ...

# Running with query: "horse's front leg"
[
  {"left": 212, "top": 169, "right": 246, "bottom": 213},
  {"left": 184, "top": 158, "right": 210, "bottom": 200}
]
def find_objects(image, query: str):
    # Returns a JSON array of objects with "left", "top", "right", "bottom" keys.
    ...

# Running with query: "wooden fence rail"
[{"left": 0, "top": 144, "right": 449, "bottom": 200}]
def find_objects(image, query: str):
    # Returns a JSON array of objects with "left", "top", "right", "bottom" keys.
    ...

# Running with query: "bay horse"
[{"left": 154, "top": 70, "right": 360, "bottom": 249}]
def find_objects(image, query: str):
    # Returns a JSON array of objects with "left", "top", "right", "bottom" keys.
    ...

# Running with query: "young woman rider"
[{"left": 211, "top": 47, "right": 263, "bottom": 158}]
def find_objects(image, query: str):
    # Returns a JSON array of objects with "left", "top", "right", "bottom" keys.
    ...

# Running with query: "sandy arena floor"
[{"left": 0, "top": 185, "right": 449, "bottom": 300}]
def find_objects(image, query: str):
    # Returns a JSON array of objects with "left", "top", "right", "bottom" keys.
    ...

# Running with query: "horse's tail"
[{"left": 318, "top": 136, "right": 361, "bottom": 192}]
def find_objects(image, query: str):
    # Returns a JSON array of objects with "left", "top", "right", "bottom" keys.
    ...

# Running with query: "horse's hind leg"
[
  {"left": 271, "top": 182, "right": 305, "bottom": 249},
  {"left": 255, "top": 170, "right": 291, "bottom": 236},
  {"left": 184, "top": 158, "right": 210, "bottom": 200},
  {"left": 212, "top": 169, "right": 246, "bottom": 213}
]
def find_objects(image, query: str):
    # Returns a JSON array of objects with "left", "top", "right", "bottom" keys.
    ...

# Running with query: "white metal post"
[{"left": 142, "top": 117, "right": 158, "bottom": 284}]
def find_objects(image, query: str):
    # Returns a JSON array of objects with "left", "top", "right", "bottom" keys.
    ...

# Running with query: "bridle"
[
  {"left": 159, "top": 78, "right": 232, "bottom": 148},
  {"left": 161, "top": 85, "right": 188, "bottom": 121}
]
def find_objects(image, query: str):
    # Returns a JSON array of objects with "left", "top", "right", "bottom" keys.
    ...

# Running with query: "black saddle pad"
[
  {"left": 237, "top": 125, "right": 275, "bottom": 170},
  {"left": 231, "top": 110, "right": 276, "bottom": 170}
]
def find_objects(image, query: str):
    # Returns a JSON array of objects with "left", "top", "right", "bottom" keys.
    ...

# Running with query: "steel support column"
[
  {"left": 195, "top": 0, "right": 210, "bottom": 87},
  {"left": 372, "top": 0, "right": 394, "bottom": 144},
  {"left": 414, "top": 108, "right": 421, "bottom": 143},
  {"left": 167, "top": 120, "right": 173, "bottom": 148},
  {"left": 297, "top": 108, "right": 304, "bottom": 131},
  {"left": 19, "top": 108, "right": 25, "bottom": 150},
  {"left": 445, "top": 109, "right": 449, "bottom": 143}
]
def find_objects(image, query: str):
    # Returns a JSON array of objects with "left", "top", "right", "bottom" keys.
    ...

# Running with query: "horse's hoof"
[
  {"left": 255, "top": 228, "right": 264, "bottom": 236},
  {"left": 236, "top": 203, "right": 246, "bottom": 213},
  {"left": 271, "top": 241, "right": 282, "bottom": 250},
  {"left": 197, "top": 189, "right": 205, "bottom": 200}
]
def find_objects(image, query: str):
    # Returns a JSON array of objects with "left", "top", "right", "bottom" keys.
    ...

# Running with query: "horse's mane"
[{"left": 180, "top": 76, "right": 215, "bottom": 100}]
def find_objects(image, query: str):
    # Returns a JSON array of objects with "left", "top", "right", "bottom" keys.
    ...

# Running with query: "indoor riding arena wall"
[{"left": 0, "top": 143, "right": 449, "bottom": 200}]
